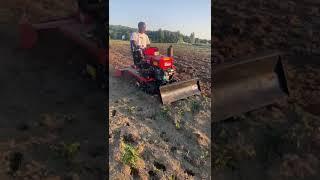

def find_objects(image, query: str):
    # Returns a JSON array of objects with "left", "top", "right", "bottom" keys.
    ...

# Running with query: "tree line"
[{"left": 109, "top": 25, "right": 211, "bottom": 44}]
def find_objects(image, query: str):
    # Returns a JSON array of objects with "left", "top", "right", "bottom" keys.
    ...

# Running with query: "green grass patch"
[
  {"left": 155, "top": 106, "right": 171, "bottom": 120},
  {"left": 177, "top": 108, "right": 185, "bottom": 117},
  {"left": 121, "top": 142, "right": 140, "bottom": 168},
  {"left": 175, "top": 120, "right": 181, "bottom": 130},
  {"left": 169, "top": 174, "right": 177, "bottom": 180},
  {"left": 50, "top": 142, "right": 81, "bottom": 163},
  {"left": 127, "top": 106, "right": 136, "bottom": 114}
]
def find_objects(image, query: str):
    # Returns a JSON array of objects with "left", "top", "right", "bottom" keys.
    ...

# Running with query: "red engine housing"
[{"left": 143, "top": 47, "right": 175, "bottom": 70}]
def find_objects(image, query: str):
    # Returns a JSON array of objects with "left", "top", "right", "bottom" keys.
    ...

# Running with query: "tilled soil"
[
  {"left": 0, "top": 0, "right": 76, "bottom": 24},
  {"left": 108, "top": 42, "right": 211, "bottom": 179},
  {"left": 213, "top": 0, "right": 320, "bottom": 64}
]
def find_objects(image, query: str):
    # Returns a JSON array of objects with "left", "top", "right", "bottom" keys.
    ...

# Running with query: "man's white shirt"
[{"left": 130, "top": 32, "right": 150, "bottom": 49}]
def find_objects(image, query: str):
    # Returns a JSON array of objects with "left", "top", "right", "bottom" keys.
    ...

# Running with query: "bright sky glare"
[{"left": 109, "top": 0, "right": 211, "bottom": 40}]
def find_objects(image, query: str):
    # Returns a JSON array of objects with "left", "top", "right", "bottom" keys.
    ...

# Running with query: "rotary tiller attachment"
[
  {"left": 213, "top": 51, "right": 289, "bottom": 122},
  {"left": 159, "top": 79, "right": 201, "bottom": 104}
]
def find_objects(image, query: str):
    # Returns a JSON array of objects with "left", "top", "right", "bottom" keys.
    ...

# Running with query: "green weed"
[
  {"left": 169, "top": 174, "right": 177, "bottom": 180},
  {"left": 57, "top": 142, "right": 80, "bottom": 162},
  {"left": 121, "top": 142, "right": 140, "bottom": 168},
  {"left": 175, "top": 120, "right": 181, "bottom": 129},
  {"left": 156, "top": 106, "right": 170, "bottom": 120},
  {"left": 200, "top": 150, "right": 209, "bottom": 160},
  {"left": 191, "top": 100, "right": 201, "bottom": 114},
  {"left": 178, "top": 108, "right": 185, "bottom": 117},
  {"left": 213, "top": 145, "right": 235, "bottom": 171},
  {"left": 127, "top": 106, "right": 136, "bottom": 114}
]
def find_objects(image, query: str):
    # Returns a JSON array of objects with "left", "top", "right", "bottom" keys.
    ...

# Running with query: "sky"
[{"left": 109, "top": 0, "right": 211, "bottom": 40}]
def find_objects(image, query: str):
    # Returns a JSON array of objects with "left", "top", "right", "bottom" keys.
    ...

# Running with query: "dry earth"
[{"left": 108, "top": 41, "right": 211, "bottom": 179}]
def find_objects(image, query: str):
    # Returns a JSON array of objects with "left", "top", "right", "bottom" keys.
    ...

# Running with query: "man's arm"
[
  {"left": 146, "top": 35, "right": 151, "bottom": 48},
  {"left": 130, "top": 40, "right": 138, "bottom": 50},
  {"left": 130, "top": 33, "right": 140, "bottom": 51}
]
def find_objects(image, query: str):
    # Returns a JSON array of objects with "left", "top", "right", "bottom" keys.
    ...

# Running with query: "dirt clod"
[
  {"left": 185, "top": 169, "right": 195, "bottom": 176},
  {"left": 195, "top": 131, "right": 210, "bottom": 147},
  {"left": 170, "top": 146, "right": 177, "bottom": 152},
  {"left": 112, "top": 110, "right": 117, "bottom": 117},
  {"left": 148, "top": 170, "right": 157, "bottom": 177},
  {"left": 122, "top": 127, "right": 140, "bottom": 144},
  {"left": 130, "top": 167, "right": 139, "bottom": 177},
  {"left": 154, "top": 161, "right": 166, "bottom": 171},
  {"left": 160, "top": 132, "right": 169, "bottom": 142},
  {"left": 8, "top": 152, "right": 23, "bottom": 174}
]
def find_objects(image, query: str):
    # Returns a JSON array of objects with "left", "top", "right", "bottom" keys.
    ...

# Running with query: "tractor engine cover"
[
  {"left": 149, "top": 56, "right": 174, "bottom": 70},
  {"left": 143, "top": 47, "right": 175, "bottom": 71}
]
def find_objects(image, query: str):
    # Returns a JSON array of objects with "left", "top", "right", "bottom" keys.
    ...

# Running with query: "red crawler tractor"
[{"left": 115, "top": 46, "right": 201, "bottom": 104}]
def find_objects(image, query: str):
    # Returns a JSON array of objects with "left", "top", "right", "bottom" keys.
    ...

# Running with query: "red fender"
[
  {"left": 114, "top": 69, "right": 122, "bottom": 77},
  {"left": 19, "top": 14, "right": 38, "bottom": 49}
]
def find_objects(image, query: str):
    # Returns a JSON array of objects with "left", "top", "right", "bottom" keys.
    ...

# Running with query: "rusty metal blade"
[
  {"left": 213, "top": 51, "right": 289, "bottom": 122},
  {"left": 160, "top": 79, "right": 201, "bottom": 104}
]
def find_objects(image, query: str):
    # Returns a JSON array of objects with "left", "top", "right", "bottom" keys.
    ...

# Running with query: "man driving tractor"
[
  {"left": 115, "top": 22, "right": 201, "bottom": 104},
  {"left": 130, "top": 22, "right": 151, "bottom": 67}
]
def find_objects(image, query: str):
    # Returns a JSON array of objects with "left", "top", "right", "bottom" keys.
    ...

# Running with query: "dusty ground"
[
  {"left": 108, "top": 40, "right": 211, "bottom": 179},
  {"left": 0, "top": 25, "right": 106, "bottom": 179},
  {"left": 213, "top": 0, "right": 320, "bottom": 179},
  {"left": 0, "top": 0, "right": 76, "bottom": 24}
]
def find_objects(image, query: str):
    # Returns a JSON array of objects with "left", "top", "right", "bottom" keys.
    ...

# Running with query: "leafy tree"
[
  {"left": 190, "top": 32, "right": 195, "bottom": 44},
  {"left": 109, "top": 25, "right": 210, "bottom": 44},
  {"left": 177, "top": 31, "right": 184, "bottom": 43},
  {"left": 183, "top": 35, "right": 191, "bottom": 43},
  {"left": 159, "top": 28, "right": 164, "bottom": 43},
  {"left": 195, "top": 38, "right": 200, "bottom": 44},
  {"left": 127, "top": 32, "right": 131, "bottom": 40}
]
